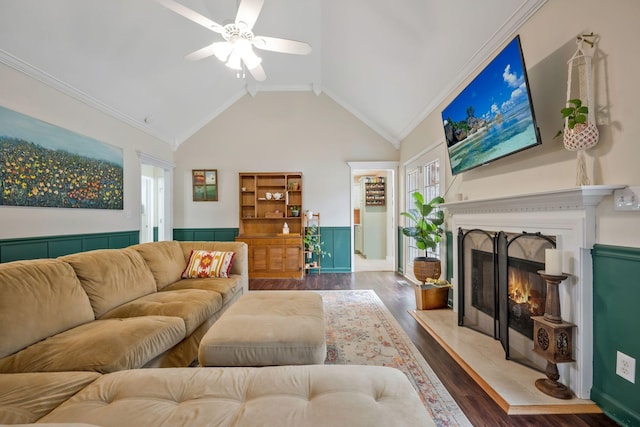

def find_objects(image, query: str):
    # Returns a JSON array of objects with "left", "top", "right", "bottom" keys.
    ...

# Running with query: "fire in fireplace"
[
  {"left": 472, "top": 250, "right": 546, "bottom": 339},
  {"left": 506, "top": 258, "right": 546, "bottom": 338}
]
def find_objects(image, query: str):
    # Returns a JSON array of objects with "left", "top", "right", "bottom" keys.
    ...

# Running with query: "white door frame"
[{"left": 347, "top": 161, "right": 399, "bottom": 272}]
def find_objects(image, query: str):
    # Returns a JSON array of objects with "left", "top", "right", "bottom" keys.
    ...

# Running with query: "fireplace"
[
  {"left": 444, "top": 185, "right": 623, "bottom": 399},
  {"left": 459, "top": 230, "right": 554, "bottom": 372}
]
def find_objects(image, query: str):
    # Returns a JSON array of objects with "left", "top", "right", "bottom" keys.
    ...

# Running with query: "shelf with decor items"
[
  {"left": 364, "top": 176, "right": 386, "bottom": 206},
  {"left": 236, "top": 172, "right": 304, "bottom": 278},
  {"left": 304, "top": 212, "right": 323, "bottom": 274}
]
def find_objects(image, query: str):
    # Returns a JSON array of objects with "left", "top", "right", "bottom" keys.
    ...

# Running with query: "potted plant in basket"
[{"left": 401, "top": 192, "right": 449, "bottom": 309}]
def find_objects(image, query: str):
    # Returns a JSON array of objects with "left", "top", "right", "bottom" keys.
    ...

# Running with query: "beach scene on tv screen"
[{"left": 442, "top": 37, "right": 539, "bottom": 175}]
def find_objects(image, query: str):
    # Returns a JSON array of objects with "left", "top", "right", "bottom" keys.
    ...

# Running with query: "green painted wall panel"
[
  {"left": 591, "top": 244, "right": 640, "bottom": 426},
  {"left": 193, "top": 230, "right": 216, "bottom": 241},
  {"left": 1, "top": 242, "right": 48, "bottom": 262},
  {"left": 173, "top": 228, "right": 239, "bottom": 242},
  {"left": 83, "top": 237, "right": 110, "bottom": 251},
  {"left": 48, "top": 240, "right": 83, "bottom": 258},
  {"left": 320, "top": 226, "right": 350, "bottom": 273},
  {"left": 0, "top": 231, "right": 139, "bottom": 263}
]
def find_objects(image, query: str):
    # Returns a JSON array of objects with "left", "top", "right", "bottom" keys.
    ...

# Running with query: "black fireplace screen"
[
  {"left": 472, "top": 249, "right": 545, "bottom": 338},
  {"left": 458, "top": 228, "right": 555, "bottom": 364}
]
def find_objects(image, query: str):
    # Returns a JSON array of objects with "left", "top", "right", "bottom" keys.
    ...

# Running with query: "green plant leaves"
[{"left": 400, "top": 192, "right": 445, "bottom": 255}]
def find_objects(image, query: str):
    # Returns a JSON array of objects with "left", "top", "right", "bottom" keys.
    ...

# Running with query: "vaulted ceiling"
[{"left": 0, "top": 0, "right": 545, "bottom": 149}]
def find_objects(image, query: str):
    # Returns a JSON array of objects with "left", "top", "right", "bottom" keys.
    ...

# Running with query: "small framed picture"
[{"left": 192, "top": 169, "right": 218, "bottom": 201}]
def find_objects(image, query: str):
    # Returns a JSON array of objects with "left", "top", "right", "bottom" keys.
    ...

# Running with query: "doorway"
[
  {"left": 138, "top": 152, "right": 174, "bottom": 244},
  {"left": 348, "top": 161, "right": 398, "bottom": 272}
]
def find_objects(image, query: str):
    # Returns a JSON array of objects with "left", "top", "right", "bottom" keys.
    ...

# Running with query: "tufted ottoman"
[
  {"left": 198, "top": 291, "right": 326, "bottom": 366},
  {"left": 29, "top": 366, "right": 435, "bottom": 427}
]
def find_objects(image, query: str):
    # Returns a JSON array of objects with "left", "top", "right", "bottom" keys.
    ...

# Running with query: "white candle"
[{"left": 545, "top": 249, "right": 562, "bottom": 275}]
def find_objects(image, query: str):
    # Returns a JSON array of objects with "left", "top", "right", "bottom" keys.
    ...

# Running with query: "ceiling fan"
[{"left": 157, "top": 0, "right": 312, "bottom": 81}]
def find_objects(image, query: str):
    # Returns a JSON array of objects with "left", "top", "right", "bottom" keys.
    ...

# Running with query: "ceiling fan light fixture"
[
  {"left": 225, "top": 50, "right": 243, "bottom": 70},
  {"left": 159, "top": 0, "right": 311, "bottom": 81},
  {"left": 211, "top": 42, "right": 234, "bottom": 62}
]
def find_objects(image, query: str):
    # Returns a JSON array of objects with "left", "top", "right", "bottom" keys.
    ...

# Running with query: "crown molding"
[{"left": 0, "top": 48, "right": 175, "bottom": 147}]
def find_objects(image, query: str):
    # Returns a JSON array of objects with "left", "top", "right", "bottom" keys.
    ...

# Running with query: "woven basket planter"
[
  {"left": 413, "top": 257, "right": 441, "bottom": 283},
  {"left": 563, "top": 122, "right": 599, "bottom": 151}
]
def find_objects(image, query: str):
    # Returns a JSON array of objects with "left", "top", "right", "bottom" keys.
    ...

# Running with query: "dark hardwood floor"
[{"left": 250, "top": 272, "right": 619, "bottom": 427}]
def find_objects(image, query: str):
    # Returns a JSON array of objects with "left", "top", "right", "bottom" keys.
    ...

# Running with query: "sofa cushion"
[
  {"left": 161, "top": 276, "right": 242, "bottom": 306},
  {"left": 100, "top": 289, "right": 222, "bottom": 335},
  {"left": 0, "top": 317, "right": 185, "bottom": 374},
  {"left": 182, "top": 250, "right": 235, "bottom": 278},
  {"left": 60, "top": 248, "right": 157, "bottom": 318},
  {"left": 129, "top": 241, "right": 185, "bottom": 290},
  {"left": 0, "top": 371, "right": 100, "bottom": 425},
  {"left": 0, "top": 259, "right": 95, "bottom": 359},
  {"left": 38, "top": 366, "right": 434, "bottom": 427}
]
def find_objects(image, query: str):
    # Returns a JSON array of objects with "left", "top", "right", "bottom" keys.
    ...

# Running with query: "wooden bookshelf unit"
[{"left": 235, "top": 172, "right": 304, "bottom": 278}]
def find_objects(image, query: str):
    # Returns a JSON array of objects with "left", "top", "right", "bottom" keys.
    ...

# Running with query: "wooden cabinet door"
[
  {"left": 267, "top": 245, "right": 285, "bottom": 273},
  {"left": 235, "top": 236, "right": 302, "bottom": 278},
  {"left": 284, "top": 244, "right": 302, "bottom": 274},
  {"left": 250, "top": 243, "right": 268, "bottom": 274}
]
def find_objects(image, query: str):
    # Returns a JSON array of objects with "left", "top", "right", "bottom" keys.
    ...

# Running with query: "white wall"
[
  {"left": 400, "top": 0, "right": 640, "bottom": 248},
  {"left": 0, "top": 62, "right": 174, "bottom": 239},
  {"left": 174, "top": 92, "right": 399, "bottom": 228}
]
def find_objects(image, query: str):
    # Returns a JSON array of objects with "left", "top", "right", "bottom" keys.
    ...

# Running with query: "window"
[
  {"left": 404, "top": 149, "right": 444, "bottom": 281},
  {"left": 405, "top": 168, "right": 421, "bottom": 263}
]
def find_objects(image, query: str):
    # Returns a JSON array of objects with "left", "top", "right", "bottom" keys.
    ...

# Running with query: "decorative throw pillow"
[{"left": 181, "top": 250, "right": 235, "bottom": 278}]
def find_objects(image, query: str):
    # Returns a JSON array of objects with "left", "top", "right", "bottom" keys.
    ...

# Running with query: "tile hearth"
[{"left": 410, "top": 308, "right": 602, "bottom": 415}]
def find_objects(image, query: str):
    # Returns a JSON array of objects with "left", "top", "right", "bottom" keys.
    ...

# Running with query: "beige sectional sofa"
[
  {"left": 0, "top": 240, "right": 435, "bottom": 426},
  {"left": 0, "top": 241, "right": 248, "bottom": 373}
]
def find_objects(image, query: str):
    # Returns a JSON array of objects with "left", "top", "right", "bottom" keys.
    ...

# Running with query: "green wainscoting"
[
  {"left": 318, "top": 226, "right": 351, "bottom": 273},
  {"left": 173, "top": 228, "right": 239, "bottom": 242},
  {"left": 0, "top": 231, "right": 139, "bottom": 263},
  {"left": 591, "top": 244, "right": 640, "bottom": 426}
]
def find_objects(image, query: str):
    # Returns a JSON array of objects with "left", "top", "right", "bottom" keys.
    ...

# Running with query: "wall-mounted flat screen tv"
[{"left": 442, "top": 35, "right": 541, "bottom": 175}]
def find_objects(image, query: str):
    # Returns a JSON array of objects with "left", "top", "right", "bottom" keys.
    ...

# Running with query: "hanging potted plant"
[{"left": 400, "top": 191, "right": 450, "bottom": 309}]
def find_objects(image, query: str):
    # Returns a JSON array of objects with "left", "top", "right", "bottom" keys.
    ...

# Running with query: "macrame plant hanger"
[{"left": 563, "top": 33, "right": 599, "bottom": 186}]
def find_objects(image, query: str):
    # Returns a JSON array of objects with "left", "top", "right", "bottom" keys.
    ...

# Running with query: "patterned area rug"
[{"left": 318, "top": 290, "right": 471, "bottom": 427}]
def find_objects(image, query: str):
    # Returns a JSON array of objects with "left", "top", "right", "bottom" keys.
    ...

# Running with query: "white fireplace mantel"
[
  {"left": 443, "top": 185, "right": 623, "bottom": 400},
  {"left": 441, "top": 185, "right": 624, "bottom": 214}
]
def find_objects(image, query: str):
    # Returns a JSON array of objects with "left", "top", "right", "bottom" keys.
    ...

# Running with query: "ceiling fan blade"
[
  {"left": 156, "top": 0, "right": 223, "bottom": 33},
  {"left": 185, "top": 42, "right": 232, "bottom": 61},
  {"left": 235, "top": 0, "right": 264, "bottom": 30},
  {"left": 248, "top": 62, "right": 267, "bottom": 82},
  {"left": 252, "top": 36, "right": 312, "bottom": 55}
]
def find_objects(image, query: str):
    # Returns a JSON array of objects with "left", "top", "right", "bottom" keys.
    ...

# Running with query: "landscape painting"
[{"left": 0, "top": 105, "right": 123, "bottom": 209}]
